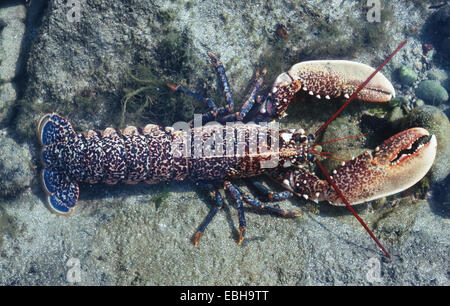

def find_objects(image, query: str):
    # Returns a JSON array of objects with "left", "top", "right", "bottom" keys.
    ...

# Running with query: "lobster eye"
[
  {"left": 307, "top": 153, "right": 315, "bottom": 161},
  {"left": 307, "top": 134, "right": 315, "bottom": 142},
  {"left": 293, "top": 133, "right": 307, "bottom": 143}
]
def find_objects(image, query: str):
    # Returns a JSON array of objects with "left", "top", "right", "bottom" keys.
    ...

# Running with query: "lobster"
[{"left": 37, "top": 43, "right": 437, "bottom": 258}]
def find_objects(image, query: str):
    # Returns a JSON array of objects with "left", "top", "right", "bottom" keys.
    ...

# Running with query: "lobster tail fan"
[
  {"left": 47, "top": 184, "right": 79, "bottom": 215},
  {"left": 38, "top": 113, "right": 76, "bottom": 147},
  {"left": 41, "top": 156, "right": 79, "bottom": 216},
  {"left": 38, "top": 114, "right": 79, "bottom": 215},
  {"left": 42, "top": 168, "right": 79, "bottom": 215}
]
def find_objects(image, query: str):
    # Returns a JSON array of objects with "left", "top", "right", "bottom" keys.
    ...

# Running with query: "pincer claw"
[{"left": 323, "top": 127, "right": 437, "bottom": 205}]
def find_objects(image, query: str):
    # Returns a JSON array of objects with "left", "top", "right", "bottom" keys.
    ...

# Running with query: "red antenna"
[{"left": 313, "top": 40, "right": 407, "bottom": 258}]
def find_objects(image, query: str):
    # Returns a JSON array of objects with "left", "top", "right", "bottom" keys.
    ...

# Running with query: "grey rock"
[
  {"left": 1, "top": 0, "right": 447, "bottom": 286},
  {"left": 0, "top": 183, "right": 448, "bottom": 285},
  {"left": 442, "top": 37, "right": 450, "bottom": 57},
  {"left": 400, "top": 105, "right": 450, "bottom": 182},
  {"left": 427, "top": 68, "right": 448, "bottom": 83},
  {"left": 397, "top": 66, "right": 417, "bottom": 86},
  {"left": 320, "top": 116, "right": 367, "bottom": 172},
  {"left": 415, "top": 80, "right": 449, "bottom": 104},
  {"left": 0, "top": 1, "right": 27, "bottom": 22},
  {"left": 0, "top": 82, "right": 17, "bottom": 126},
  {"left": 427, "top": 5, "right": 450, "bottom": 57},
  {"left": 0, "top": 19, "right": 26, "bottom": 81},
  {"left": 434, "top": 5, "right": 450, "bottom": 36},
  {"left": 0, "top": 135, "right": 33, "bottom": 197},
  {"left": 15, "top": 0, "right": 427, "bottom": 136},
  {"left": 426, "top": 4, "right": 450, "bottom": 57}
]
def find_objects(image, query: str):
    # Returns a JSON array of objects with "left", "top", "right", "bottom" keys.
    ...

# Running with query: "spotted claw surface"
[
  {"left": 277, "top": 128, "right": 437, "bottom": 205},
  {"left": 322, "top": 127, "right": 437, "bottom": 205},
  {"left": 288, "top": 60, "right": 395, "bottom": 102},
  {"left": 264, "top": 60, "right": 396, "bottom": 118}
]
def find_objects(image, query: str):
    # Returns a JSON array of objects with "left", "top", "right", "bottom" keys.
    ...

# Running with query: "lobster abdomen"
[
  {"left": 38, "top": 114, "right": 277, "bottom": 215},
  {"left": 40, "top": 116, "right": 190, "bottom": 186}
]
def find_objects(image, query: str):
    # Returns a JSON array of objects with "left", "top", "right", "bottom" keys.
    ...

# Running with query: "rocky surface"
[
  {"left": 400, "top": 105, "right": 450, "bottom": 183},
  {"left": 426, "top": 4, "right": 450, "bottom": 59},
  {"left": 398, "top": 66, "right": 417, "bottom": 86},
  {"left": 0, "top": 82, "right": 17, "bottom": 126},
  {"left": 1, "top": 181, "right": 449, "bottom": 286},
  {"left": 0, "top": 0, "right": 448, "bottom": 286},
  {"left": 0, "top": 134, "right": 34, "bottom": 197},
  {"left": 416, "top": 80, "right": 449, "bottom": 104},
  {"left": 0, "top": 1, "right": 26, "bottom": 82},
  {"left": 0, "top": 1, "right": 25, "bottom": 127}
]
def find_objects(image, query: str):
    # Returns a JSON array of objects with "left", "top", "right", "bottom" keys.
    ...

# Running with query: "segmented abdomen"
[
  {"left": 42, "top": 121, "right": 276, "bottom": 184},
  {"left": 43, "top": 124, "right": 184, "bottom": 184}
]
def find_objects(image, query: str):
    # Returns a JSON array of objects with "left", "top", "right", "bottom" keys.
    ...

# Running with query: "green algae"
[
  {"left": 372, "top": 198, "right": 423, "bottom": 244},
  {"left": 156, "top": 8, "right": 177, "bottom": 26},
  {"left": 366, "top": 105, "right": 390, "bottom": 118},
  {"left": 119, "top": 63, "right": 195, "bottom": 128},
  {"left": 152, "top": 183, "right": 170, "bottom": 210},
  {"left": 397, "top": 66, "right": 417, "bottom": 86},
  {"left": 388, "top": 98, "right": 401, "bottom": 108},
  {"left": 155, "top": 29, "right": 195, "bottom": 77},
  {"left": 415, "top": 80, "right": 449, "bottom": 104},
  {"left": 118, "top": 26, "right": 201, "bottom": 128}
]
